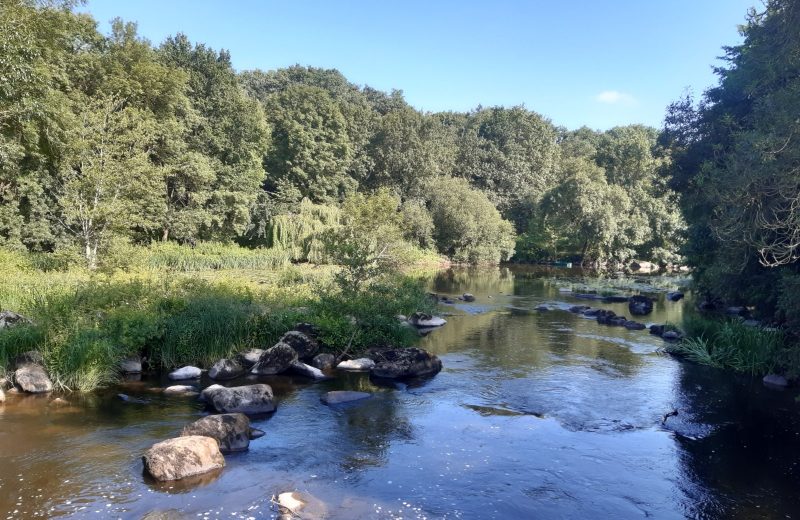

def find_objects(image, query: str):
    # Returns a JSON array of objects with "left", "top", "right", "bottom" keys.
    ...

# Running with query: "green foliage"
[
  {"left": 146, "top": 242, "right": 291, "bottom": 271},
  {"left": 663, "top": 0, "right": 800, "bottom": 328},
  {"left": 668, "top": 315, "right": 786, "bottom": 375},
  {"left": 267, "top": 199, "right": 340, "bottom": 262},
  {"left": 428, "top": 177, "right": 516, "bottom": 264}
]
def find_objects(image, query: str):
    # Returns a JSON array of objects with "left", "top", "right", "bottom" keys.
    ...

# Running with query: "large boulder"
[
  {"left": 311, "top": 353, "right": 336, "bottom": 371},
  {"left": 321, "top": 390, "right": 371, "bottom": 405},
  {"left": 203, "top": 384, "right": 276, "bottom": 414},
  {"left": 628, "top": 295, "right": 654, "bottom": 316},
  {"left": 0, "top": 310, "right": 31, "bottom": 329},
  {"left": 279, "top": 330, "right": 319, "bottom": 360},
  {"left": 142, "top": 435, "right": 224, "bottom": 482},
  {"left": 14, "top": 362, "right": 53, "bottom": 393},
  {"left": 251, "top": 343, "right": 298, "bottom": 375},
  {"left": 208, "top": 358, "right": 245, "bottom": 381},
  {"left": 370, "top": 347, "right": 443, "bottom": 379},
  {"left": 181, "top": 413, "right": 263, "bottom": 452},
  {"left": 235, "top": 349, "right": 263, "bottom": 369},
  {"left": 120, "top": 356, "right": 142, "bottom": 374},
  {"left": 408, "top": 312, "right": 446, "bottom": 328},
  {"left": 168, "top": 366, "right": 202, "bottom": 380}
]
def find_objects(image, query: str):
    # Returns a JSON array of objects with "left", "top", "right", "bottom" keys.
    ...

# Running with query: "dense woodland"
[
  {"left": 0, "top": 0, "right": 685, "bottom": 270},
  {"left": 1, "top": 0, "right": 800, "bottom": 333}
]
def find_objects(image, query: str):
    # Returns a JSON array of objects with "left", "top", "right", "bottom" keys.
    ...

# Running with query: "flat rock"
[
  {"left": 208, "top": 358, "right": 245, "bottom": 380},
  {"left": 311, "top": 353, "right": 336, "bottom": 371},
  {"left": 337, "top": 358, "right": 375, "bottom": 371},
  {"left": 763, "top": 374, "right": 788, "bottom": 388},
  {"left": 163, "top": 385, "right": 198, "bottom": 395},
  {"left": 628, "top": 295, "right": 654, "bottom": 316},
  {"left": 142, "top": 435, "right": 225, "bottom": 482},
  {"left": 666, "top": 291, "right": 684, "bottom": 302},
  {"left": 662, "top": 330, "right": 682, "bottom": 341},
  {"left": 461, "top": 293, "right": 476, "bottom": 302},
  {"left": 321, "top": 390, "right": 372, "bottom": 405},
  {"left": 203, "top": 383, "right": 276, "bottom": 414},
  {"left": 168, "top": 366, "right": 202, "bottom": 380},
  {"left": 0, "top": 310, "right": 31, "bottom": 329},
  {"left": 623, "top": 320, "right": 647, "bottom": 330},
  {"left": 251, "top": 343, "right": 298, "bottom": 375},
  {"left": 288, "top": 361, "right": 328, "bottom": 380},
  {"left": 181, "top": 413, "right": 260, "bottom": 452},
  {"left": 408, "top": 312, "right": 446, "bottom": 328},
  {"left": 370, "top": 347, "right": 442, "bottom": 379},
  {"left": 14, "top": 363, "right": 53, "bottom": 393}
]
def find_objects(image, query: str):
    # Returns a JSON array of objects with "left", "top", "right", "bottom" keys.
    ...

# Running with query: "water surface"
[{"left": 2, "top": 267, "right": 799, "bottom": 519}]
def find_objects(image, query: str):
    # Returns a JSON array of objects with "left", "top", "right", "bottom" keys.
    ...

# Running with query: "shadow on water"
[{"left": 2, "top": 265, "right": 800, "bottom": 518}]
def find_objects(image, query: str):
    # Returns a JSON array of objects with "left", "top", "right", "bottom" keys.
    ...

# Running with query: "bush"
[
  {"left": 428, "top": 177, "right": 516, "bottom": 264},
  {"left": 147, "top": 242, "right": 291, "bottom": 271}
]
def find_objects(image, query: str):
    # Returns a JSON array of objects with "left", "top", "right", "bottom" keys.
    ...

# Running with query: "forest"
[{"left": 1, "top": 0, "right": 800, "bottom": 386}]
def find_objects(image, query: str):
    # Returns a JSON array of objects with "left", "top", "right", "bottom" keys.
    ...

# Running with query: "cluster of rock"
[
  {"left": 143, "top": 411, "right": 266, "bottom": 481},
  {"left": 567, "top": 305, "right": 647, "bottom": 330}
]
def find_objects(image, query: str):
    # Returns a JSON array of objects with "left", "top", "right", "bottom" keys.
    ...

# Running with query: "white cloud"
[{"left": 595, "top": 90, "right": 638, "bottom": 105}]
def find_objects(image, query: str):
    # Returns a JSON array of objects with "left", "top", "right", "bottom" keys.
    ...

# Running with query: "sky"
[{"left": 80, "top": 0, "right": 759, "bottom": 130}]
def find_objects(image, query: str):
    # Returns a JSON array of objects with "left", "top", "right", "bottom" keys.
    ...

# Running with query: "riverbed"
[{"left": 2, "top": 267, "right": 799, "bottom": 519}]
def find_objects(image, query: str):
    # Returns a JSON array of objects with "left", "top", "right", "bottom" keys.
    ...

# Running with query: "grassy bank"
[
  {"left": 0, "top": 246, "right": 437, "bottom": 392},
  {"left": 666, "top": 314, "right": 799, "bottom": 377}
]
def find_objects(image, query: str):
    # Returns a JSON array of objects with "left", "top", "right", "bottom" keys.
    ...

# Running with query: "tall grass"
[
  {"left": 147, "top": 242, "right": 292, "bottom": 271},
  {"left": 667, "top": 315, "right": 786, "bottom": 375},
  {"left": 0, "top": 247, "right": 434, "bottom": 391}
]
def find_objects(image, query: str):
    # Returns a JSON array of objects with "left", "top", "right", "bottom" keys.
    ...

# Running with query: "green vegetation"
[
  {"left": 667, "top": 316, "right": 790, "bottom": 376},
  {"left": 0, "top": 1, "right": 684, "bottom": 271}
]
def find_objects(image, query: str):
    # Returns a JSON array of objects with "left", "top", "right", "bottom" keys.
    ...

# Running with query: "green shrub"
[{"left": 147, "top": 242, "right": 291, "bottom": 271}]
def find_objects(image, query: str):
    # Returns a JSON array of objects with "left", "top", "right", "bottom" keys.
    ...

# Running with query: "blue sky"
[{"left": 81, "top": 0, "right": 758, "bottom": 130}]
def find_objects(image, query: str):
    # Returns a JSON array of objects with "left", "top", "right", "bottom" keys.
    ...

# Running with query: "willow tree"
[{"left": 268, "top": 199, "right": 340, "bottom": 262}]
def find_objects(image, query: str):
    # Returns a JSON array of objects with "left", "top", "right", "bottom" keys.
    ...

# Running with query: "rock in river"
[
  {"left": 666, "top": 291, "right": 684, "bottom": 302},
  {"left": 251, "top": 343, "right": 298, "bottom": 375},
  {"left": 163, "top": 385, "right": 198, "bottom": 396},
  {"left": 0, "top": 387, "right": 5, "bottom": 403},
  {"left": 235, "top": 349, "right": 263, "bottom": 369},
  {"left": 143, "top": 435, "right": 225, "bottom": 482},
  {"left": 279, "top": 330, "right": 319, "bottom": 360},
  {"left": 181, "top": 413, "right": 262, "bottom": 452},
  {"left": 287, "top": 361, "right": 328, "bottom": 380},
  {"left": 337, "top": 358, "right": 375, "bottom": 371},
  {"left": 203, "top": 383, "right": 276, "bottom": 414},
  {"left": 763, "top": 374, "right": 788, "bottom": 388},
  {"left": 461, "top": 293, "right": 476, "bottom": 302},
  {"left": 408, "top": 312, "right": 447, "bottom": 328},
  {"left": 628, "top": 295, "right": 654, "bottom": 316},
  {"left": 321, "top": 390, "right": 372, "bottom": 405},
  {"left": 311, "top": 353, "right": 336, "bottom": 371},
  {"left": 168, "top": 366, "right": 201, "bottom": 380},
  {"left": 277, "top": 491, "right": 328, "bottom": 520},
  {"left": 14, "top": 362, "right": 53, "bottom": 393},
  {"left": 370, "top": 347, "right": 443, "bottom": 379},
  {"left": 208, "top": 358, "right": 245, "bottom": 380}
]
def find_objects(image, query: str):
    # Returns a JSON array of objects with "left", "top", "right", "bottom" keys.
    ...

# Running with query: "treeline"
[
  {"left": 0, "top": 0, "right": 684, "bottom": 268},
  {"left": 662, "top": 0, "right": 800, "bottom": 330}
]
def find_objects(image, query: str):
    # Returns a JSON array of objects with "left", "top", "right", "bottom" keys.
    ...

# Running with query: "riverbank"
[{"left": 0, "top": 245, "right": 442, "bottom": 392}]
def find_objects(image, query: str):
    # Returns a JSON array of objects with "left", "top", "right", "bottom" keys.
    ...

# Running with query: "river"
[{"left": 1, "top": 267, "right": 799, "bottom": 519}]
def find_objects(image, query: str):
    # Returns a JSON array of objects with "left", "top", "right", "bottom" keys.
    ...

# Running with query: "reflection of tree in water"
[
  {"left": 428, "top": 266, "right": 516, "bottom": 296},
  {"left": 670, "top": 363, "right": 800, "bottom": 518}
]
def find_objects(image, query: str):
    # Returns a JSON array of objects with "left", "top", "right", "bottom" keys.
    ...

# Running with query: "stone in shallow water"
[
  {"left": 208, "top": 358, "right": 245, "bottom": 380},
  {"left": 408, "top": 312, "right": 447, "bottom": 328},
  {"left": 763, "top": 374, "right": 788, "bottom": 388},
  {"left": 142, "top": 435, "right": 225, "bottom": 482},
  {"left": 120, "top": 356, "right": 142, "bottom": 374},
  {"left": 288, "top": 361, "right": 328, "bottom": 380},
  {"left": 279, "top": 330, "right": 320, "bottom": 360},
  {"left": 163, "top": 385, "right": 198, "bottom": 395},
  {"left": 168, "top": 366, "right": 201, "bottom": 380},
  {"left": 203, "top": 383, "right": 276, "bottom": 414},
  {"left": 181, "top": 413, "right": 259, "bottom": 452},
  {"left": 336, "top": 358, "right": 375, "bottom": 371},
  {"left": 14, "top": 363, "right": 53, "bottom": 393},
  {"left": 320, "top": 390, "right": 371, "bottom": 405},
  {"left": 370, "top": 347, "right": 443, "bottom": 379},
  {"left": 235, "top": 349, "right": 263, "bottom": 369},
  {"left": 277, "top": 491, "right": 328, "bottom": 520},
  {"left": 250, "top": 343, "right": 298, "bottom": 375},
  {"left": 311, "top": 353, "right": 336, "bottom": 371}
]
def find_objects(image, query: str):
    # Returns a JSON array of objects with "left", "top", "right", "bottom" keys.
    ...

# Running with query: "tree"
[
  {"left": 263, "top": 85, "right": 353, "bottom": 202},
  {"left": 428, "top": 177, "right": 516, "bottom": 264}
]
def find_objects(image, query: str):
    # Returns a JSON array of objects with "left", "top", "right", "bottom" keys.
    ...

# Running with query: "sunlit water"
[{"left": 2, "top": 267, "right": 800, "bottom": 519}]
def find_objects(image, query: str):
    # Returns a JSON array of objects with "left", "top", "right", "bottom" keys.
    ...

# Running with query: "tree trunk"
[{"left": 162, "top": 226, "right": 169, "bottom": 242}]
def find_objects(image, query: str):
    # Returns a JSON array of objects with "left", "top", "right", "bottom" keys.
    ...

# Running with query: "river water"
[{"left": 2, "top": 267, "right": 800, "bottom": 519}]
